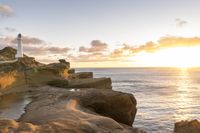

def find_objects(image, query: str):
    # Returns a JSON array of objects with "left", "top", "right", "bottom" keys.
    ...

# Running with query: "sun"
[{"left": 131, "top": 46, "right": 200, "bottom": 68}]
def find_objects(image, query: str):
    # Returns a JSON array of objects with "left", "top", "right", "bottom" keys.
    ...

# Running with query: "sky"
[{"left": 1, "top": 0, "right": 200, "bottom": 67}]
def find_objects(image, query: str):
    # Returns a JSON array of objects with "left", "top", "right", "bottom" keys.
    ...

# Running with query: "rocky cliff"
[
  {"left": 0, "top": 46, "right": 142, "bottom": 133},
  {"left": 0, "top": 47, "right": 70, "bottom": 93}
]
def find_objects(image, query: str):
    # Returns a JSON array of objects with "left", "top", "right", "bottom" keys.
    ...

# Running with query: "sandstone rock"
[
  {"left": 68, "top": 68, "right": 75, "bottom": 74},
  {"left": 47, "top": 78, "right": 112, "bottom": 89},
  {"left": 174, "top": 120, "right": 200, "bottom": 133},
  {"left": 16, "top": 86, "right": 139, "bottom": 133},
  {"left": 0, "top": 72, "right": 16, "bottom": 91},
  {"left": 59, "top": 59, "right": 70, "bottom": 67},
  {"left": 0, "top": 47, "right": 17, "bottom": 61},
  {"left": 0, "top": 56, "right": 42, "bottom": 72},
  {"left": 68, "top": 78, "right": 112, "bottom": 89},
  {"left": 79, "top": 89, "right": 137, "bottom": 126},
  {"left": 47, "top": 79, "right": 69, "bottom": 88},
  {"left": 0, "top": 119, "right": 143, "bottom": 133},
  {"left": 0, "top": 59, "right": 69, "bottom": 93},
  {"left": 69, "top": 72, "right": 93, "bottom": 79}
]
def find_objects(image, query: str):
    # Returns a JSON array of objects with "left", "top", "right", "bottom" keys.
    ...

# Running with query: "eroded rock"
[
  {"left": 69, "top": 72, "right": 93, "bottom": 79},
  {"left": 68, "top": 78, "right": 112, "bottom": 89},
  {"left": 174, "top": 120, "right": 200, "bottom": 133},
  {"left": 14, "top": 87, "right": 139, "bottom": 133},
  {"left": 47, "top": 78, "right": 112, "bottom": 89},
  {"left": 78, "top": 89, "right": 137, "bottom": 126},
  {"left": 47, "top": 79, "right": 69, "bottom": 88},
  {"left": 68, "top": 68, "right": 75, "bottom": 74}
]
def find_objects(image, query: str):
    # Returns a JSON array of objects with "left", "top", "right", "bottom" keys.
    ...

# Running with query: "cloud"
[
  {"left": 23, "top": 46, "right": 70, "bottom": 55},
  {"left": 0, "top": 35, "right": 44, "bottom": 46},
  {"left": 69, "top": 53, "right": 117, "bottom": 62},
  {"left": 71, "top": 36, "right": 200, "bottom": 63},
  {"left": 2, "top": 34, "right": 200, "bottom": 63},
  {"left": 47, "top": 46, "right": 70, "bottom": 54},
  {"left": 12, "top": 35, "right": 45, "bottom": 45},
  {"left": 175, "top": 18, "right": 188, "bottom": 27},
  {"left": 79, "top": 40, "right": 107, "bottom": 52},
  {"left": 0, "top": 4, "right": 14, "bottom": 18},
  {"left": 0, "top": 34, "right": 70, "bottom": 57},
  {"left": 111, "top": 36, "right": 200, "bottom": 57},
  {"left": 4, "top": 27, "right": 16, "bottom": 32}
]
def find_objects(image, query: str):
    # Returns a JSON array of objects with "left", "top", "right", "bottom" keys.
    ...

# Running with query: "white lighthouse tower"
[{"left": 16, "top": 33, "right": 23, "bottom": 58}]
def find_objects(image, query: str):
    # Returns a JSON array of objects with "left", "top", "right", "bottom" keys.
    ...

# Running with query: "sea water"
[
  {"left": 77, "top": 67, "right": 200, "bottom": 132},
  {"left": 0, "top": 93, "right": 32, "bottom": 120}
]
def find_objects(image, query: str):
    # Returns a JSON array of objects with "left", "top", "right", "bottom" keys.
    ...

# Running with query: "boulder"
[
  {"left": 16, "top": 87, "right": 139, "bottom": 133},
  {"left": 69, "top": 72, "right": 93, "bottom": 79},
  {"left": 174, "top": 120, "right": 200, "bottom": 133},
  {"left": 79, "top": 89, "right": 137, "bottom": 126}
]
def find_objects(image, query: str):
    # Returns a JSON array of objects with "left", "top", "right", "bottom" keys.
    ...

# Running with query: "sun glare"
[{"left": 132, "top": 46, "right": 200, "bottom": 68}]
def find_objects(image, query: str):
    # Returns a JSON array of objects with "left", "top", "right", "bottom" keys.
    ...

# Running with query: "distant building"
[{"left": 15, "top": 33, "right": 23, "bottom": 58}]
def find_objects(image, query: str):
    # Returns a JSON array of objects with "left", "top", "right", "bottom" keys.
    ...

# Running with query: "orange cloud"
[
  {"left": 112, "top": 36, "right": 200, "bottom": 57},
  {"left": 2, "top": 35, "right": 200, "bottom": 63},
  {"left": 71, "top": 36, "right": 200, "bottom": 63}
]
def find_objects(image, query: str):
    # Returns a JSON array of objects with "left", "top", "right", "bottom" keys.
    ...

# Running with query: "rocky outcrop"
[
  {"left": 0, "top": 119, "right": 143, "bottom": 133},
  {"left": 0, "top": 47, "right": 17, "bottom": 61},
  {"left": 0, "top": 46, "right": 70, "bottom": 92},
  {"left": 79, "top": 89, "right": 137, "bottom": 126},
  {"left": 48, "top": 78, "right": 112, "bottom": 89},
  {"left": 68, "top": 78, "right": 112, "bottom": 89},
  {"left": 69, "top": 72, "right": 93, "bottom": 79},
  {"left": 0, "top": 46, "right": 144, "bottom": 132},
  {"left": 38, "top": 62, "right": 69, "bottom": 77},
  {"left": 174, "top": 120, "right": 200, "bottom": 133},
  {"left": 12, "top": 86, "right": 140, "bottom": 133},
  {"left": 0, "top": 72, "right": 16, "bottom": 91},
  {"left": 0, "top": 57, "right": 42, "bottom": 72},
  {"left": 59, "top": 59, "right": 70, "bottom": 66},
  {"left": 47, "top": 79, "right": 69, "bottom": 88},
  {"left": 68, "top": 68, "right": 75, "bottom": 74}
]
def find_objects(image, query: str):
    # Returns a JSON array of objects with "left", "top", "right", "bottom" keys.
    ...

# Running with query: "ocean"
[{"left": 76, "top": 67, "right": 200, "bottom": 132}]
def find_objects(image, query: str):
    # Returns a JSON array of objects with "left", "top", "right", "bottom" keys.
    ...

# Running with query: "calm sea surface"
[{"left": 76, "top": 68, "right": 200, "bottom": 132}]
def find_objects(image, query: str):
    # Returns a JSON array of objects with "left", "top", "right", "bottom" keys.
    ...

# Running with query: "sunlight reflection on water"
[{"left": 77, "top": 67, "right": 200, "bottom": 132}]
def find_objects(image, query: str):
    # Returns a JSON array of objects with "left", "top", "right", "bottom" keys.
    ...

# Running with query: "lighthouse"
[{"left": 16, "top": 33, "right": 23, "bottom": 58}]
